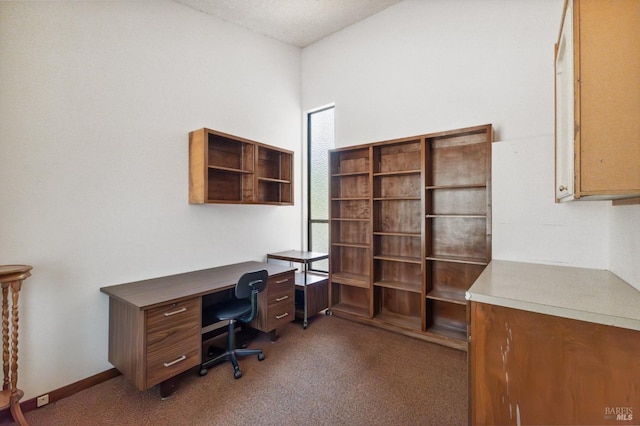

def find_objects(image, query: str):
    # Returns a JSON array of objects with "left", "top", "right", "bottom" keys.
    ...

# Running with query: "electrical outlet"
[{"left": 36, "top": 394, "right": 49, "bottom": 407}]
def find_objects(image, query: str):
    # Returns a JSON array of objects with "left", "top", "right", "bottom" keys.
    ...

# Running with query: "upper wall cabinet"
[
  {"left": 555, "top": 0, "right": 640, "bottom": 202},
  {"left": 189, "top": 128, "right": 293, "bottom": 205}
]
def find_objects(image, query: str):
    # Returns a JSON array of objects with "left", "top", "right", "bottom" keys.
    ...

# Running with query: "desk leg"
[
  {"left": 269, "top": 330, "right": 279, "bottom": 342},
  {"left": 159, "top": 375, "right": 181, "bottom": 399},
  {"left": 303, "top": 264, "right": 308, "bottom": 329}
]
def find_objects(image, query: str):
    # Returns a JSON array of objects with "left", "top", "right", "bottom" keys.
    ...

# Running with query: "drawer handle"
[
  {"left": 163, "top": 355, "right": 186, "bottom": 368},
  {"left": 275, "top": 312, "right": 289, "bottom": 320},
  {"left": 164, "top": 307, "right": 187, "bottom": 317},
  {"left": 275, "top": 295, "right": 289, "bottom": 302},
  {"left": 275, "top": 279, "right": 289, "bottom": 284}
]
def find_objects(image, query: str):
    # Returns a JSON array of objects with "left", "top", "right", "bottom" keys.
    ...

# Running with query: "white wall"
[
  {"left": 0, "top": 1, "right": 301, "bottom": 399},
  {"left": 2, "top": 0, "right": 637, "bottom": 405},
  {"left": 302, "top": 0, "right": 610, "bottom": 271},
  {"left": 609, "top": 205, "right": 640, "bottom": 290}
]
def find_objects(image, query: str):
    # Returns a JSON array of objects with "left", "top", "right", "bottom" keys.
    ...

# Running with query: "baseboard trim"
[{"left": 0, "top": 368, "right": 120, "bottom": 422}]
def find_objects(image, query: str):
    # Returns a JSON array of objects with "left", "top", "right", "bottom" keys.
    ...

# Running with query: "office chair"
[{"left": 199, "top": 269, "right": 268, "bottom": 379}]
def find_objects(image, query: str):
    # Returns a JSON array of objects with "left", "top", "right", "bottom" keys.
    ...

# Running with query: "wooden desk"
[{"left": 100, "top": 261, "right": 295, "bottom": 397}]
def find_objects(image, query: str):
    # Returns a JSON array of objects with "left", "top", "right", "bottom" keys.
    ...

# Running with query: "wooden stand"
[
  {"left": 0, "top": 265, "right": 31, "bottom": 426},
  {"left": 266, "top": 251, "right": 329, "bottom": 329}
]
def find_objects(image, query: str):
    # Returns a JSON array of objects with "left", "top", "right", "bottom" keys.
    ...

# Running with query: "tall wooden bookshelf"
[
  {"left": 372, "top": 138, "right": 424, "bottom": 332},
  {"left": 329, "top": 146, "right": 373, "bottom": 318},
  {"left": 328, "top": 124, "right": 492, "bottom": 350}
]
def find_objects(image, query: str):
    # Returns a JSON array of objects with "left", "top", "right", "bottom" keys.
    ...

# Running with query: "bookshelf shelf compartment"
[
  {"left": 373, "top": 139, "right": 422, "bottom": 174},
  {"left": 426, "top": 131, "right": 489, "bottom": 188},
  {"left": 426, "top": 299, "right": 467, "bottom": 339},
  {"left": 426, "top": 186, "right": 487, "bottom": 216},
  {"left": 374, "top": 258, "right": 422, "bottom": 293},
  {"left": 206, "top": 169, "right": 253, "bottom": 203},
  {"left": 373, "top": 199, "right": 421, "bottom": 235},
  {"left": 375, "top": 287, "right": 422, "bottom": 331},
  {"left": 427, "top": 260, "right": 485, "bottom": 300},
  {"left": 332, "top": 175, "right": 370, "bottom": 199},
  {"left": 427, "top": 216, "right": 489, "bottom": 262},
  {"left": 330, "top": 283, "right": 371, "bottom": 318},
  {"left": 373, "top": 174, "right": 422, "bottom": 199},
  {"left": 330, "top": 272, "right": 370, "bottom": 288},
  {"left": 331, "top": 147, "right": 370, "bottom": 175},
  {"left": 331, "top": 199, "right": 370, "bottom": 221},
  {"left": 374, "top": 233, "right": 421, "bottom": 260}
]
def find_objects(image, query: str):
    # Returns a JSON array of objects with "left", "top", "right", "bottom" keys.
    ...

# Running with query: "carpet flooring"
[{"left": 22, "top": 315, "right": 468, "bottom": 425}]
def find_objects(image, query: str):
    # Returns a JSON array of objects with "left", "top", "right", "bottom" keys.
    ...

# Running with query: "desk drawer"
[
  {"left": 146, "top": 298, "right": 201, "bottom": 388},
  {"left": 266, "top": 272, "right": 294, "bottom": 330},
  {"left": 265, "top": 295, "right": 295, "bottom": 331},
  {"left": 267, "top": 273, "right": 294, "bottom": 299},
  {"left": 251, "top": 271, "right": 294, "bottom": 332}
]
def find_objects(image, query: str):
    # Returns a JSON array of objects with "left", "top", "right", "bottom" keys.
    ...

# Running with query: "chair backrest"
[{"left": 235, "top": 269, "right": 268, "bottom": 300}]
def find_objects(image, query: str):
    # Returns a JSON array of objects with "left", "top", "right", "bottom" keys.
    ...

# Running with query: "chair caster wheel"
[
  {"left": 325, "top": 309, "right": 332, "bottom": 316},
  {"left": 234, "top": 370, "right": 243, "bottom": 379},
  {"left": 199, "top": 368, "right": 208, "bottom": 377},
  {"left": 258, "top": 353, "right": 265, "bottom": 361}
]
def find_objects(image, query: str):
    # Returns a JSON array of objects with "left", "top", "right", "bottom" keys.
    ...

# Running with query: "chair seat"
[{"left": 203, "top": 299, "right": 252, "bottom": 324}]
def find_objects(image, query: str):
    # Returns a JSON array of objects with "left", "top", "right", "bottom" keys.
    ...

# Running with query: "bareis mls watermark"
[{"left": 604, "top": 407, "right": 633, "bottom": 421}]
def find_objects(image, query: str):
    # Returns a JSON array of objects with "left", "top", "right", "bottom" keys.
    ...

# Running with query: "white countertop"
[{"left": 466, "top": 260, "right": 640, "bottom": 331}]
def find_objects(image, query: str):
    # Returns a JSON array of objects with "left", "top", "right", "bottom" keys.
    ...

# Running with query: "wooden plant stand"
[{"left": 0, "top": 265, "right": 31, "bottom": 426}]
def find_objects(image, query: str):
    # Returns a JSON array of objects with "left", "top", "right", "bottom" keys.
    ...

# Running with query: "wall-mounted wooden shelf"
[{"left": 189, "top": 128, "right": 293, "bottom": 205}]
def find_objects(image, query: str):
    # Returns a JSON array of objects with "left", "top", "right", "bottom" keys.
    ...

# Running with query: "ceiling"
[{"left": 173, "top": 0, "right": 403, "bottom": 48}]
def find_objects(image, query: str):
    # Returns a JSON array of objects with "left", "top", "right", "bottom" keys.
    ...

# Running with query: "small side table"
[
  {"left": 266, "top": 251, "right": 328, "bottom": 329},
  {"left": 0, "top": 265, "right": 31, "bottom": 426}
]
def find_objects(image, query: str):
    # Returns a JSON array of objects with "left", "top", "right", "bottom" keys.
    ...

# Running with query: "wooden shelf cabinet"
[
  {"left": 328, "top": 124, "right": 491, "bottom": 350},
  {"left": 372, "top": 139, "right": 423, "bottom": 331},
  {"left": 329, "top": 146, "right": 373, "bottom": 318},
  {"left": 424, "top": 126, "right": 492, "bottom": 346},
  {"left": 555, "top": 0, "right": 640, "bottom": 202},
  {"left": 189, "top": 128, "right": 293, "bottom": 205}
]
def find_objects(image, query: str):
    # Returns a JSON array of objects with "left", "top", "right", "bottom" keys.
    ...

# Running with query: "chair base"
[
  {"left": 199, "top": 348, "right": 265, "bottom": 379},
  {"left": 199, "top": 319, "right": 265, "bottom": 379}
]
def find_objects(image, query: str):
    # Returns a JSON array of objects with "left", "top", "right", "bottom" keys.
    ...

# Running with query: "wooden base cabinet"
[
  {"left": 328, "top": 124, "right": 492, "bottom": 350},
  {"left": 470, "top": 302, "right": 640, "bottom": 425}
]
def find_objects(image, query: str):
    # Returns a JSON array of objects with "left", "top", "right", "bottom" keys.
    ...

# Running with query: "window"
[{"left": 307, "top": 106, "right": 334, "bottom": 272}]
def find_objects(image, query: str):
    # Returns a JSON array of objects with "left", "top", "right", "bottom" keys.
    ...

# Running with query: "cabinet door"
[
  {"left": 555, "top": 0, "right": 640, "bottom": 201},
  {"left": 578, "top": 0, "right": 640, "bottom": 196},
  {"left": 471, "top": 302, "right": 640, "bottom": 425},
  {"left": 554, "top": 0, "right": 575, "bottom": 201}
]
